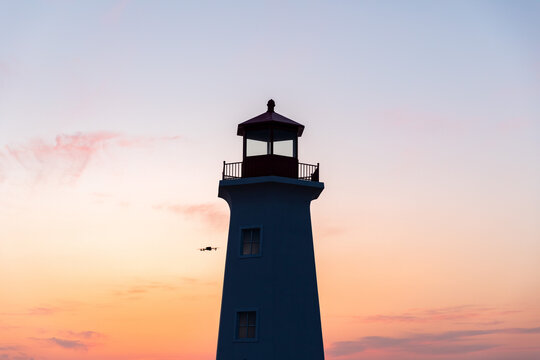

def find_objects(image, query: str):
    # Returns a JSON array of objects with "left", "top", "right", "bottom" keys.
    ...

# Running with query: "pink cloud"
[
  {"left": 0, "top": 60, "right": 15, "bottom": 79},
  {"left": 0, "top": 346, "right": 20, "bottom": 352},
  {"left": 314, "top": 224, "right": 346, "bottom": 239},
  {"left": 102, "top": 0, "right": 132, "bottom": 24},
  {"left": 154, "top": 202, "right": 228, "bottom": 229},
  {"left": 31, "top": 331, "right": 101, "bottom": 352},
  {"left": 328, "top": 326, "right": 540, "bottom": 358},
  {"left": 114, "top": 281, "right": 178, "bottom": 298},
  {"left": 27, "top": 307, "right": 58, "bottom": 316},
  {"left": 46, "top": 337, "right": 87, "bottom": 351},
  {"left": 5, "top": 132, "right": 118, "bottom": 184},
  {"left": 62, "top": 331, "right": 103, "bottom": 340},
  {"left": 496, "top": 117, "right": 535, "bottom": 132},
  {"left": 91, "top": 192, "right": 113, "bottom": 199},
  {"left": 0, "top": 150, "right": 6, "bottom": 182},
  {"left": 360, "top": 305, "right": 519, "bottom": 324},
  {"left": 2, "top": 132, "right": 180, "bottom": 184},
  {"left": 112, "top": 278, "right": 212, "bottom": 301},
  {"left": 0, "top": 346, "right": 34, "bottom": 360},
  {"left": 1, "top": 306, "right": 61, "bottom": 317}
]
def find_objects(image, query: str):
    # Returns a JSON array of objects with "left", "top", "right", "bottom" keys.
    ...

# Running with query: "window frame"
[
  {"left": 233, "top": 308, "right": 259, "bottom": 342},
  {"left": 239, "top": 226, "right": 263, "bottom": 258}
]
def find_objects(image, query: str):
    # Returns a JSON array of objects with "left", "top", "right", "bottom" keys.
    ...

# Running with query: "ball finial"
[{"left": 267, "top": 99, "right": 275, "bottom": 113}]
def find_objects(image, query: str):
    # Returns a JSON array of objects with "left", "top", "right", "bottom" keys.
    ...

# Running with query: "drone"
[{"left": 199, "top": 246, "right": 219, "bottom": 252}]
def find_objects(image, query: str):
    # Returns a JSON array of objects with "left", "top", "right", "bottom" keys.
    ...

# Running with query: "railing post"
[{"left": 312, "top": 163, "right": 319, "bottom": 182}]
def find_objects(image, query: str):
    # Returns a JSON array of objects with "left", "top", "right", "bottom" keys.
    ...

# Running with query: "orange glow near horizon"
[{"left": 1, "top": 128, "right": 539, "bottom": 359}]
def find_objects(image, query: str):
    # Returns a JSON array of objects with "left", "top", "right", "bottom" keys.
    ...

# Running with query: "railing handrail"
[
  {"left": 223, "top": 161, "right": 319, "bottom": 181},
  {"left": 222, "top": 161, "right": 243, "bottom": 180},
  {"left": 298, "top": 162, "right": 319, "bottom": 182}
]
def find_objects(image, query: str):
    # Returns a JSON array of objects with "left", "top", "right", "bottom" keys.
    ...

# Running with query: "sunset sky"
[{"left": 1, "top": 1, "right": 540, "bottom": 359}]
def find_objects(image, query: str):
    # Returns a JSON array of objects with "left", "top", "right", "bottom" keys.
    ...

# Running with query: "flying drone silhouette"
[{"left": 199, "top": 246, "right": 219, "bottom": 252}]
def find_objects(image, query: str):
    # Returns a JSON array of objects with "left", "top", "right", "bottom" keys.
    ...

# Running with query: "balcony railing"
[
  {"left": 222, "top": 161, "right": 242, "bottom": 180},
  {"left": 298, "top": 162, "right": 319, "bottom": 182},
  {"left": 222, "top": 161, "right": 319, "bottom": 181}
]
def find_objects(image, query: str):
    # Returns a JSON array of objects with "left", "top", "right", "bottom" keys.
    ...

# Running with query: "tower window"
[
  {"left": 236, "top": 311, "right": 257, "bottom": 339},
  {"left": 241, "top": 228, "right": 261, "bottom": 256}
]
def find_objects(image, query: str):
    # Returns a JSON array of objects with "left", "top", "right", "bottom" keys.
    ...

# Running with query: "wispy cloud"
[
  {"left": 496, "top": 117, "right": 536, "bottom": 132},
  {"left": 313, "top": 222, "right": 347, "bottom": 239},
  {"left": 47, "top": 337, "right": 87, "bottom": 351},
  {"left": 5, "top": 132, "right": 117, "bottom": 183},
  {"left": 360, "top": 305, "right": 520, "bottom": 324},
  {"left": 0, "top": 343, "right": 33, "bottom": 360},
  {"left": 91, "top": 192, "right": 113, "bottom": 199},
  {"left": 0, "top": 352, "right": 34, "bottom": 360},
  {"left": 115, "top": 279, "right": 184, "bottom": 298},
  {"left": 0, "top": 150, "right": 7, "bottom": 183},
  {"left": 102, "top": 0, "right": 132, "bottom": 24},
  {"left": 26, "top": 307, "right": 58, "bottom": 316},
  {"left": 62, "top": 331, "right": 103, "bottom": 340},
  {"left": 0, "top": 347, "right": 19, "bottom": 352},
  {"left": 329, "top": 326, "right": 540, "bottom": 357},
  {"left": 113, "top": 277, "right": 215, "bottom": 300},
  {"left": 153, "top": 202, "right": 228, "bottom": 228},
  {"left": 1, "top": 306, "right": 61, "bottom": 317},
  {"left": 28, "top": 330, "right": 102, "bottom": 354},
  {"left": 2, "top": 132, "right": 180, "bottom": 184}
]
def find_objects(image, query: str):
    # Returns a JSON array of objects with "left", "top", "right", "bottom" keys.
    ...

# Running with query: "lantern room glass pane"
[
  {"left": 246, "top": 129, "right": 271, "bottom": 157},
  {"left": 246, "top": 139, "right": 269, "bottom": 156},
  {"left": 273, "top": 140, "right": 294, "bottom": 157},
  {"left": 272, "top": 128, "right": 297, "bottom": 158}
]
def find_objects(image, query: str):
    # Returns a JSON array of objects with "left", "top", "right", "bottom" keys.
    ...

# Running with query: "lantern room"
[
  {"left": 222, "top": 100, "right": 319, "bottom": 181},
  {"left": 238, "top": 99, "right": 303, "bottom": 178}
]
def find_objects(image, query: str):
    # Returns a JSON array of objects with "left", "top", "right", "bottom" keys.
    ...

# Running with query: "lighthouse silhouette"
[{"left": 216, "top": 100, "right": 325, "bottom": 359}]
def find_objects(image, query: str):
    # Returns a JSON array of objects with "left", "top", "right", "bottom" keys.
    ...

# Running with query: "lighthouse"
[{"left": 216, "top": 100, "right": 325, "bottom": 360}]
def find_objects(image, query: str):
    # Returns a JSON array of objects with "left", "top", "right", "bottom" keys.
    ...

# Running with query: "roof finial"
[{"left": 267, "top": 99, "right": 275, "bottom": 113}]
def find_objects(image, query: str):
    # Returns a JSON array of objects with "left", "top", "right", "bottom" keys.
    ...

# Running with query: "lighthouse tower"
[{"left": 216, "top": 100, "right": 325, "bottom": 360}]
